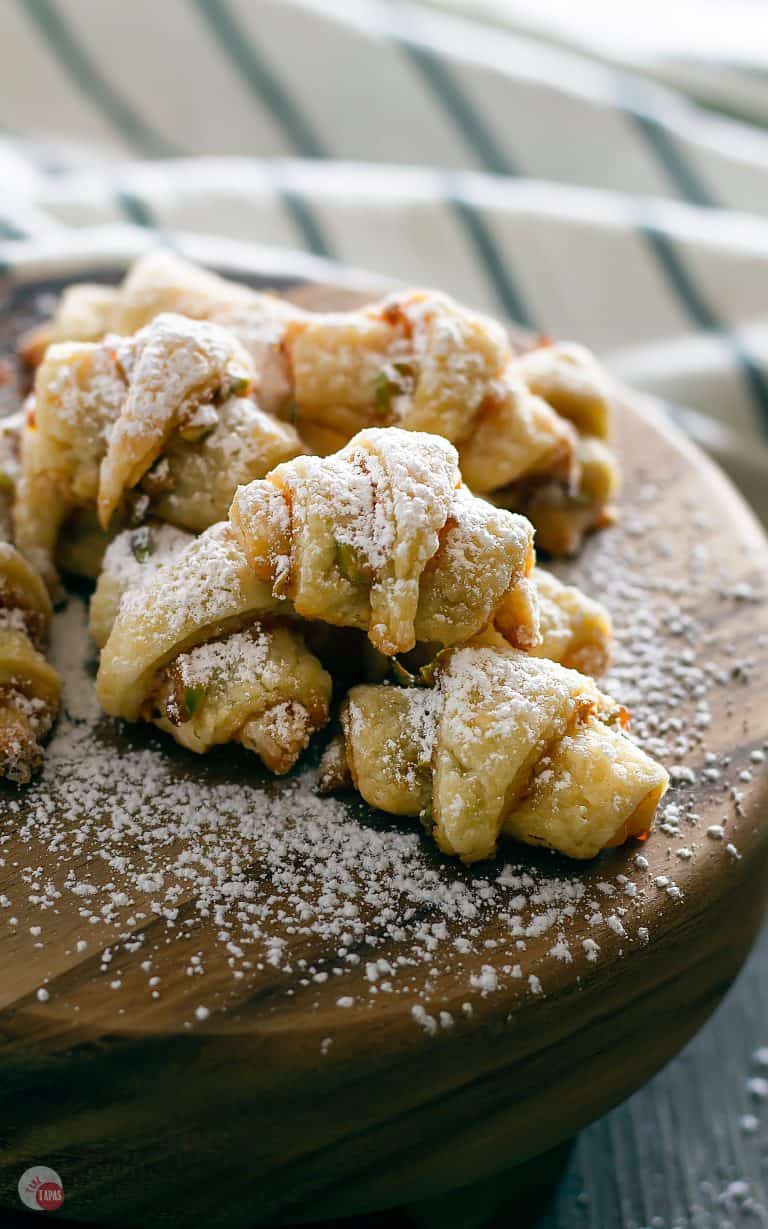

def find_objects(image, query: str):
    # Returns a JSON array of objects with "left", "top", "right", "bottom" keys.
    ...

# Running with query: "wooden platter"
[{"left": 0, "top": 261, "right": 767, "bottom": 1228}]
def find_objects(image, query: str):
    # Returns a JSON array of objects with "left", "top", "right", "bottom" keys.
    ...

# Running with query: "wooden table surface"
[
  {"left": 538, "top": 922, "right": 768, "bottom": 1229},
  {"left": 3, "top": 920, "right": 766, "bottom": 1229}
]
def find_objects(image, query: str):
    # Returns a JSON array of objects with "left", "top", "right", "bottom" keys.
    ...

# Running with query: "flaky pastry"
[{"left": 321, "top": 641, "right": 667, "bottom": 863}]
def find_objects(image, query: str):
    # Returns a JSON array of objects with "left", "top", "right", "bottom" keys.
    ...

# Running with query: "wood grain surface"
[{"left": 0, "top": 268, "right": 766, "bottom": 1229}]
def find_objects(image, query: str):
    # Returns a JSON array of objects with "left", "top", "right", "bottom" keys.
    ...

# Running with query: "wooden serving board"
[{"left": 0, "top": 266, "right": 767, "bottom": 1229}]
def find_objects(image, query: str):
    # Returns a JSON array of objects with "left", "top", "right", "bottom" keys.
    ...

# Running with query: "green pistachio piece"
[
  {"left": 417, "top": 649, "right": 450, "bottom": 688},
  {"left": 334, "top": 539, "right": 369, "bottom": 584},
  {"left": 231, "top": 373, "right": 251, "bottom": 396},
  {"left": 389, "top": 650, "right": 446, "bottom": 689},
  {"left": 375, "top": 362, "right": 414, "bottom": 417},
  {"left": 181, "top": 685, "right": 206, "bottom": 721},
  {"left": 178, "top": 402, "right": 218, "bottom": 442},
  {"left": 418, "top": 804, "right": 433, "bottom": 834},
  {"left": 374, "top": 371, "right": 392, "bottom": 417},
  {"left": 129, "top": 526, "right": 154, "bottom": 564}
]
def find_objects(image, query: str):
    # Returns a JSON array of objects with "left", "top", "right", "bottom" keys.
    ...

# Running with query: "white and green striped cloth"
[{"left": 2, "top": 0, "right": 768, "bottom": 520}]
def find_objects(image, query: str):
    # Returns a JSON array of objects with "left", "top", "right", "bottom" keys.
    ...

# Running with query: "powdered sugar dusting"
[
  {"left": 175, "top": 627, "right": 271, "bottom": 689},
  {"left": 1, "top": 438, "right": 766, "bottom": 1041},
  {"left": 100, "top": 523, "right": 192, "bottom": 595}
]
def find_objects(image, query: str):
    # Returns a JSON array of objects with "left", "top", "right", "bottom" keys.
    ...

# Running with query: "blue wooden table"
[{"left": 540, "top": 924, "right": 768, "bottom": 1229}]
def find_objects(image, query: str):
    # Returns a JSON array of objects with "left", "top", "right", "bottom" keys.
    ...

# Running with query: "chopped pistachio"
[
  {"left": 334, "top": 539, "right": 369, "bottom": 584},
  {"left": 181, "top": 686, "right": 205, "bottom": 721},
  {"left": 230, "top": 373, "right": 251, "bottom": 396},
  {"left": 418, "top": 804, "right": 433, "bottom": 834},
  {"left": 374, "top": 371, "right": 392, "bottom": 417},
  {"left": 417, "top": 649, "right": 449, "bottom": 688},
  {"left": 129, "top": 526, "right": 154, "bottom": 564},
  {"left": 178, "top": 402, "right": 218, "bottom": 442},
  {"left": 375, "top": 363, "right": 413, "bottom": 418},
  {"left": 390, "top": 651, "right": 446, "bottom": 689}
]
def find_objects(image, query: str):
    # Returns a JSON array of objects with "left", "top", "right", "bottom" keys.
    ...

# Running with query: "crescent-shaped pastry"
[
  {"left": 95, "top": 522, "right": 329, "bottom": 774},
  {"left": 96, "top": 313, "right": 253, "bottom": 527},
  {"left": 20, "top": 250, "right": 306, "bottom": 413},
  {"left": 89, "top": 522, "right": 194, "bottom": 649},
  {"left": 19, "top": 282, "right": 120, "bottom": 367},
  {"left": 14, "top": 318, "right": 301, "bottom": 586},
  {"left": 230, "top": 427, "right": 538, "bottom": 657},
  {"left": 0, "top": 542, "right": 60, "bottom": 783},
  {"left": 498, "top": 566, "right": 612, "bottom": 676},
  {"left": 320, "top": 641, "right": 667, "bottom": 863}
]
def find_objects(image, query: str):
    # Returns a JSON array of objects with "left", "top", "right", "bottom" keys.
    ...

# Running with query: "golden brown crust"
[
  {"left": 229, "top": 427, "right": 538, "bottom": 657},
  {"left": 95, "top": 524, "right": 331, "bottom": 773},
  {"left": 0, "top": 546, "right": 61, "bottom": 785},
  {"left": 496, "top": 567, "right": 612, "bottom": 676},
  {"left": 25, "top": 253, "right": 621, "bottom": 556},
  {"left": 15, "top": 317, "right": 300, "bottom": 587},
  {"left": 322, "top": 642, "right": 667, "bottom": 864}
]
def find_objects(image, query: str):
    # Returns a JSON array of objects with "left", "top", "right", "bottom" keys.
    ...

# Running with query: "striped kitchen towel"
[{"left": 1, "top": 0, "right": 768, "bottom": 519}]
